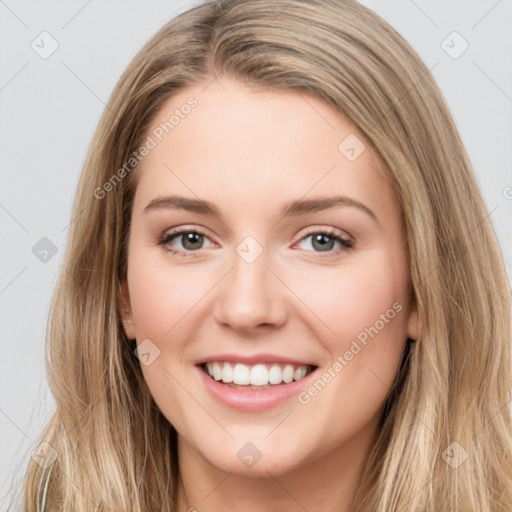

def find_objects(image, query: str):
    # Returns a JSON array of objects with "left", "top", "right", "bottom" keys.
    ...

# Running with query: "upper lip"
[{"left": 195, "top": 353, "right": 317, "bottom": 366}]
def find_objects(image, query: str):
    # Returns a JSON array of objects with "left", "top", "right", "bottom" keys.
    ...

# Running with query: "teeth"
[
  {"left": 250, "top": 364, "right": 268, "bottom": 386},
  {"left": 294, "top": 366, "right": 307, "bottom": 381},
  {"left": 282, "top": 365, "right": 294, "bottom": 383},
  {"left": 268, "top": 365, "right": 282, "bottom": 384},
  {"left": 212, "top": 362, "right": 222, "bottom": 381},
  {"left": 205, "top": 362, "right": 311, "bottom": 386},
  {"left": 233, "top": 363, "right": 250, "bottom": 385},
  {"left": 221, "top": 362, "right": 233, "bottom": 383}
]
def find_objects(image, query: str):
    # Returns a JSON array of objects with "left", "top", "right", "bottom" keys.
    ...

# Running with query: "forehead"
[{"left": 131, "top": 78, "right": 397, "bottom": 221}]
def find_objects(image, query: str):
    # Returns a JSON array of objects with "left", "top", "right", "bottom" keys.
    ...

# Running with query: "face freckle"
[{"left": 119, "top": 76, "right": 418, "bottom": 480}]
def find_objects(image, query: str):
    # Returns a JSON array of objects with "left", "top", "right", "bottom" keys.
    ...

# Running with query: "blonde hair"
[{"left": 13, "top": 0, "right": 512, "bottom": 510}]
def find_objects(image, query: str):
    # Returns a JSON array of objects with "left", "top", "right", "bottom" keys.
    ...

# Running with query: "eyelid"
[
  {"left": 291, "top": 226, "right": 354, "bottom": 256},
  {"left": 159, "top": 225, "right": 216, "bottom": 249},
  {"left": 158, "top": 224, "right": 354, "bottom": 257},
  {"left": 297, "top": 226, "right": 353, "bottom": 244}
]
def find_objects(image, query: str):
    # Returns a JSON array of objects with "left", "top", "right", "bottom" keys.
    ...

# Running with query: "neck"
[{"left": 175, "top": 419, "right": 379, "bottom": 512}]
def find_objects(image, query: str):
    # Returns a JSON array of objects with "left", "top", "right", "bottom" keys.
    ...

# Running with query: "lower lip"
[{"left": 196, "top": 365, "right": 317, "bottom": 412}]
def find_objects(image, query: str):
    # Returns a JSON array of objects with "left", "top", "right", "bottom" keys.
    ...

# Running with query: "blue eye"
[
  {"left": 296, "top": 229, "right": 353, "bottom": 254},
  {"left": 157, "top": 227, "right": 353, "bottom": 258},
  {"left": 157, "top": 228, "right": 213, "bottom": 257}
]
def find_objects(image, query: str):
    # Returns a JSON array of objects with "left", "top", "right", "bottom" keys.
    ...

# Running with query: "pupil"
[
  {"left": 183, "top": 232, "right": 202, "bottom": 250},
  {"left": 180, "top": 232, "right": 335, "bottom": 252},
  {"left": 313, "top": 233, "right": 333, "bottom": 252}
]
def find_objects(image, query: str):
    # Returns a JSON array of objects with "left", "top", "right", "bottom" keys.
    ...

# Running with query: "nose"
[{"left": 213, "top": 246, "right": 288, "bottom": 333}]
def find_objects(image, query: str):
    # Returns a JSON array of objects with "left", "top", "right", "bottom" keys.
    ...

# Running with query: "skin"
[{"left": 119, "top": 76, "right": 418, "bottom": 512}]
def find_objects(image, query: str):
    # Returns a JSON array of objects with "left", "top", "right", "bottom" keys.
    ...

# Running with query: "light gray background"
[{"left": 1, "top": 0, "right": 511, "bottom": 507}]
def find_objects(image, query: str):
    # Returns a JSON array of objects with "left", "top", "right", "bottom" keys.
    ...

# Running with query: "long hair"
[{"left": 15, "top": 0, "right": 512, "bottom": 510}]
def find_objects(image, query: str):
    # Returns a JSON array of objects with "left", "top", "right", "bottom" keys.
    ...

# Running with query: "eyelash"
[{"left": 156, "top": 227, "right": 353, "bottom": 258}]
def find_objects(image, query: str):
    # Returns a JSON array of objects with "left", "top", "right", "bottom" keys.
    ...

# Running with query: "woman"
[{"left": 19, "top": 0, "right": 512, "bottom": 510}]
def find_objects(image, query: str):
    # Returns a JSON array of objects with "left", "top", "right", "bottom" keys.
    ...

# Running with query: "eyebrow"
[{"left": 143, "top": 195, "right": 378, "bottom": 223}]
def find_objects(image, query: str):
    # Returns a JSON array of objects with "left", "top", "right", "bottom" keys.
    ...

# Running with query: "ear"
[
  {"left": 406, "top": 296, "right": 419, "bottom": 341},
  {"left": 118, "top": 277, "right": 136, "bottom": 340}
]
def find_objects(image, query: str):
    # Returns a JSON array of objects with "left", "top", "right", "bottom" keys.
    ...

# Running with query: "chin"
[{"left": 191, "top": 435, "right": 312, "bottom": 477}]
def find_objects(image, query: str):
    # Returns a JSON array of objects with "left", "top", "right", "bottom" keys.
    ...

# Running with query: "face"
[{"left": 119, "top": 76, "right": 418, "bottom": 477}]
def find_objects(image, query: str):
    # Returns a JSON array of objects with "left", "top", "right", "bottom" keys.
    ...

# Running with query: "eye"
[
  {"left": 294, "top": 228, "right": 353, "bottom": 256},
  {"left": 157, "top": 226, "right": 353, "bottom": 258},
  {"left": 157, "top": 228, "right": 214, "bottom": 257}
]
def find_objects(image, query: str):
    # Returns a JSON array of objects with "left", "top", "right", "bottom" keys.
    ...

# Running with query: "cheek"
[
  {"left": 127, "top": 250, "right": 204, "bottom": 428},
  {"left": 293, "top": 251, "right": 409, "bottom": 355},
  {"left": 301, "top": 250, "right": 410, "bottom": 415},
  {"left": 127, "top": 247, "right": 216, "bottom": 340}
]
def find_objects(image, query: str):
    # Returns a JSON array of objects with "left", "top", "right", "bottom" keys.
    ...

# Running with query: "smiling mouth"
[{"left": 199, "top": 362, "right": 317, "bottom": 390}]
